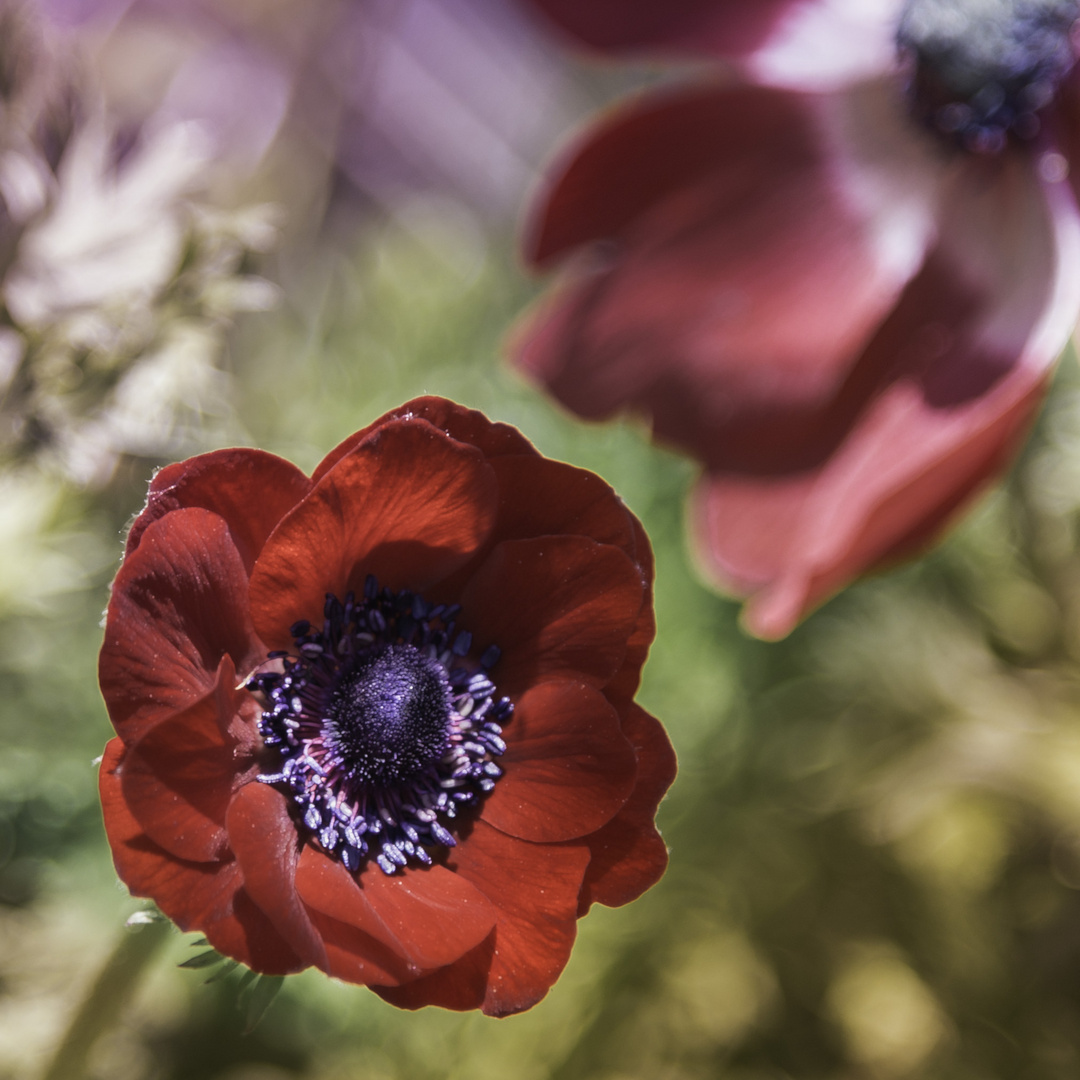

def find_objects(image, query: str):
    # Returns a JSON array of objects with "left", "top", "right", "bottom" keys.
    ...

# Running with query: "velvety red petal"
[
  {"left": 100, "top": 739, "right": 305, "bottom": 975},
  {"left": 304, "top": 908, "right": 419, "bottom": 987},
  {"left": 99, "top": 508, "right": 264, "bottom": 745},
  {"left": 225, "top": 782, "right": 327, "bottom": 970},
  {"left": 376, "top": 821, "right": 591, "bottom": 1016},
  {"left": 295, "top": 846, "right": 496, "bottom": 975},
  {"left": 360, "top": 862, "right": 498, "bottom": 969},
  {"left": 600, "top": 511, "right": 658, "bottom": 712},
  {"left": 293, "top": 849, "right": 417, "bottom": 986},
  {"left": 125, "top": 449, "right": 311, "bottom": 570},
  {"left": 120, "top": 656, "right": 257, "bottom": 863},
  {"left": 371, "top": 936, "right": 493, "bottom": 1013},
  {"left": 249, "top": 418, "right": 499, "bottom": 652},
  {"left": 459, "top": 536, "right": 645, "bottom": 700},
  {"left": 311, "top": 396, "right": 536, "bottom": 485},
  {"left": 516, "top": 81, "right": 942, "bottom": 470},
  {"left": 524, "top": 0, "right": 804, "bottom": 59},
  {"left": 487, "top": 454, "right": 637, "bottom": 552},
  {"left": 483, "top": 680, "right": 637, "bottom": 843},
  {"left": 578, "top": 705, "right": 677, "bottom": 913},
  {"left": 692, "top": 153, "right": 1080, "bottom": 637}
]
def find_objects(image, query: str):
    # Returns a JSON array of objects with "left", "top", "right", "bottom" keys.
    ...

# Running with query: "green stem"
[{"left": 40, "top": 917, "right": 171, "bottom": 1080}]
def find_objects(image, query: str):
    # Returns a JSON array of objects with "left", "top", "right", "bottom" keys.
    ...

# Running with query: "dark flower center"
[
  {"left": 324, "top": 646, "right": 452, "bottom": 784},
  {"left": 897, "top": 0, "right": 1079, "bottom": 151},
  {"left": 248, "top": 576, "right": 513, "bottom": 875}
]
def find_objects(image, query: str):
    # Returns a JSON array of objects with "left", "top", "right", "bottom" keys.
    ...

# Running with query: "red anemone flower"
[
  {"left": 98, "top": 397, "right": 674, "bottom": 1017},
  {"left": 515, "top": 0, "right": 1080, "bottom": 638}
]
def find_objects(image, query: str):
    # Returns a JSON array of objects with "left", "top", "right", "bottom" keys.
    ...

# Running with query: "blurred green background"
[{"left": 7, "top": 1, "right": 1080, "bottom": 1078}]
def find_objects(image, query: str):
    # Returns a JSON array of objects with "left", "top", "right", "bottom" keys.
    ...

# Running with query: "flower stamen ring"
[{"left": 249, "top": 575, "right": 512, "bottom": 875}]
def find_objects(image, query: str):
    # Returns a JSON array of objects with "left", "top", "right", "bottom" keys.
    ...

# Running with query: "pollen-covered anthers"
[
  {"left": 897, "top": 0, "right": 1080, "bottom": 152},
  {"left": 247, "top": 576, "right": 513, "bottom": 876}
]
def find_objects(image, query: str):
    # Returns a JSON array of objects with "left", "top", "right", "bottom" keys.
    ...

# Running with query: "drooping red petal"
[
  {"left": 360, "top": 862, "right": 498, "bottom": 970},
  {"left": 311, "top": 396, "right": 536, "bottom": 485},
  {"left": 304, "top": 908, "right": 419, "bottom": 987},
  {"left": 125, "top": 448, "right": 311, "bottom": 569},
  {"left": 99, "top": 508, "right": 264, "bottom": 745},
  {"left": 523, "top": 0, "right": 804, "bottom": 59},
  {"left": 249, "top": 418, "right": 499, "bottom": 651},
  {"left": 120, "top": 656, "right": 257, "bottom": 863},
  {"left": 691, "top": 153, "right": 1080, "bottom": 637},
  {"left": 225, "top": 782, "right": 327, "bottom": 969},
  {"left": 459, "top": 536, "right": 645, "bottom": 700},
  {"left": 375, "top": 820, "right": 590, "bottom": 1016},
  {"left": 578, "top": 705, "right": 677, "bottom": 913},
  {"left": 371, "top": 936, "right": 493, "bottom": 1013},
  {"left": 483, "top": 680, "right": 637, "bottom": 842},
  {"left": 293, "top": 849, "right": 418, "bottom": 986},
  {"left": 516, "top": 81, "right": 942, "bottom": 470},
  {"left": 295, "top": 846, "right": 496, "bottom": 974},
  {"left": 100, "top": 739, "right": 305, "bottom": 975}
]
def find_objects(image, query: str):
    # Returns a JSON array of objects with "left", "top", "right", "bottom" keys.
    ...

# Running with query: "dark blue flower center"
[
  {"left": 247, "top": 577, "right": 512, "bottom": 875},
  {"left": 325, "top": 646, "right": 453, "bottom": 784},
  {"left": 897, "top": 0, "right": 1079, "bottom": 151}
]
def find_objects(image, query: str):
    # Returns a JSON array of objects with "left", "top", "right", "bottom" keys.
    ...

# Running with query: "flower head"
[
  {"left": 515, "top": 0, "right": 1080, "bottom": 637},
  {"left": 98, "top": 397, "right": 674, "bottom": 1016}
]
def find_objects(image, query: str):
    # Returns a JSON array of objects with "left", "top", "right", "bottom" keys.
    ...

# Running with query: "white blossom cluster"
[{"left": 0, "top": 2, "right": 279, "bottom": 486}]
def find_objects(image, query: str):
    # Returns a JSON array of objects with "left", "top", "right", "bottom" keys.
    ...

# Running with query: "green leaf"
[
  {"left": 178, "top": 950, "right": 224, "bottom": 970},
  {"left": 204, "top": 960, "right": 240, "bottom": 985},
  {"left": 240, "top": 975, "right": 285, "bottom": 1033}
]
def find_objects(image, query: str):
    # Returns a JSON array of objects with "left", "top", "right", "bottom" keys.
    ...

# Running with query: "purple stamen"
[{"left": 248, "top": 575, "right": 512, "bottom": 876}]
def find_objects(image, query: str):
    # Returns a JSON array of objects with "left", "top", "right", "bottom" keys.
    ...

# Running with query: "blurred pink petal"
[
  {"left": 693, "top": 158, "right": 1080, "bottom": 637},
  {"left": 523, "top": 0, "right": 811, "bottom": 58},
  {"left": 514, "top": 0, "right": 1080, "bottom": 636}
]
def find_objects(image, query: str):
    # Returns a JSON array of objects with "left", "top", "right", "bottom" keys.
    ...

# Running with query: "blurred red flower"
[
  {"left": 98, "top": 397, "right": 673, "bottom": 1017},
  {"left": 515, "top": 0, "right": 1080, "bottom": 637}
]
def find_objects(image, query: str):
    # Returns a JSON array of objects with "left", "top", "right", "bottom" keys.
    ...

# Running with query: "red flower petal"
[
  {"left": 225, "top": 782, "right": 327, "bottom": 970},
  {"left": 578, "top": 704, "right": 677, "bottom": 913},
  {"left": 375, "top": 820, "right": 591, "bottom": 1016},
  {"left": 691, "top": 153, "right": 1080, "bottom": 637},
  {"left": 518, "top": 83, "right": 941, "bottom": 466},
  {"left": 371, "top": 937, "right": 493, "bottom": 1013},
  {"left": 295, "top": 846, "right": 496, "bottom": 973},
  {"left": 486, "top": 454, "right": 637, "bottom": 553},
  {"left": 526, "top": 84, "right": 818, "bottom": 267},
  {"left": 100, "top": 739, "right": 305, "bottom": 975},
  {"left": 459, "top": 536, "right": 645, "bottom": 699},
  {"left": 99, "top": 508, "right": 264, "bottom": 745},
  {"left": 120, "top": 656, "right": 257, "bottom": 863},
  {"left": 524, "top": 0, "right": 804, "bottom": 59},
  {"left": 483, "top": 680, "right": 637, "bottom": 842},
  {"left": 249, "top": 418, "right": 499, "bottom": 651},
  {"left": 125, "top": 449, "right": 311, "bottom": 569},
  {"left": 293, "top": 848, "right": 421, "bottom": 986},
  {"left": 601, "top": 509, "right": 658, "bottom": 713},
  {"left": 360, "top": 863, "right": 497, "bottom": 970},
  {"left": 311, "top": 396, "right": 536, "bottom": 485},
  {"left": 303, "top": 908, "right": 420, "bottom": 987}
]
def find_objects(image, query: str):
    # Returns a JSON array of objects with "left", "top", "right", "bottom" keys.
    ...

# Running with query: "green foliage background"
[{"left": 8, "top": 198, "right": 1080, "bottom": 1079}]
